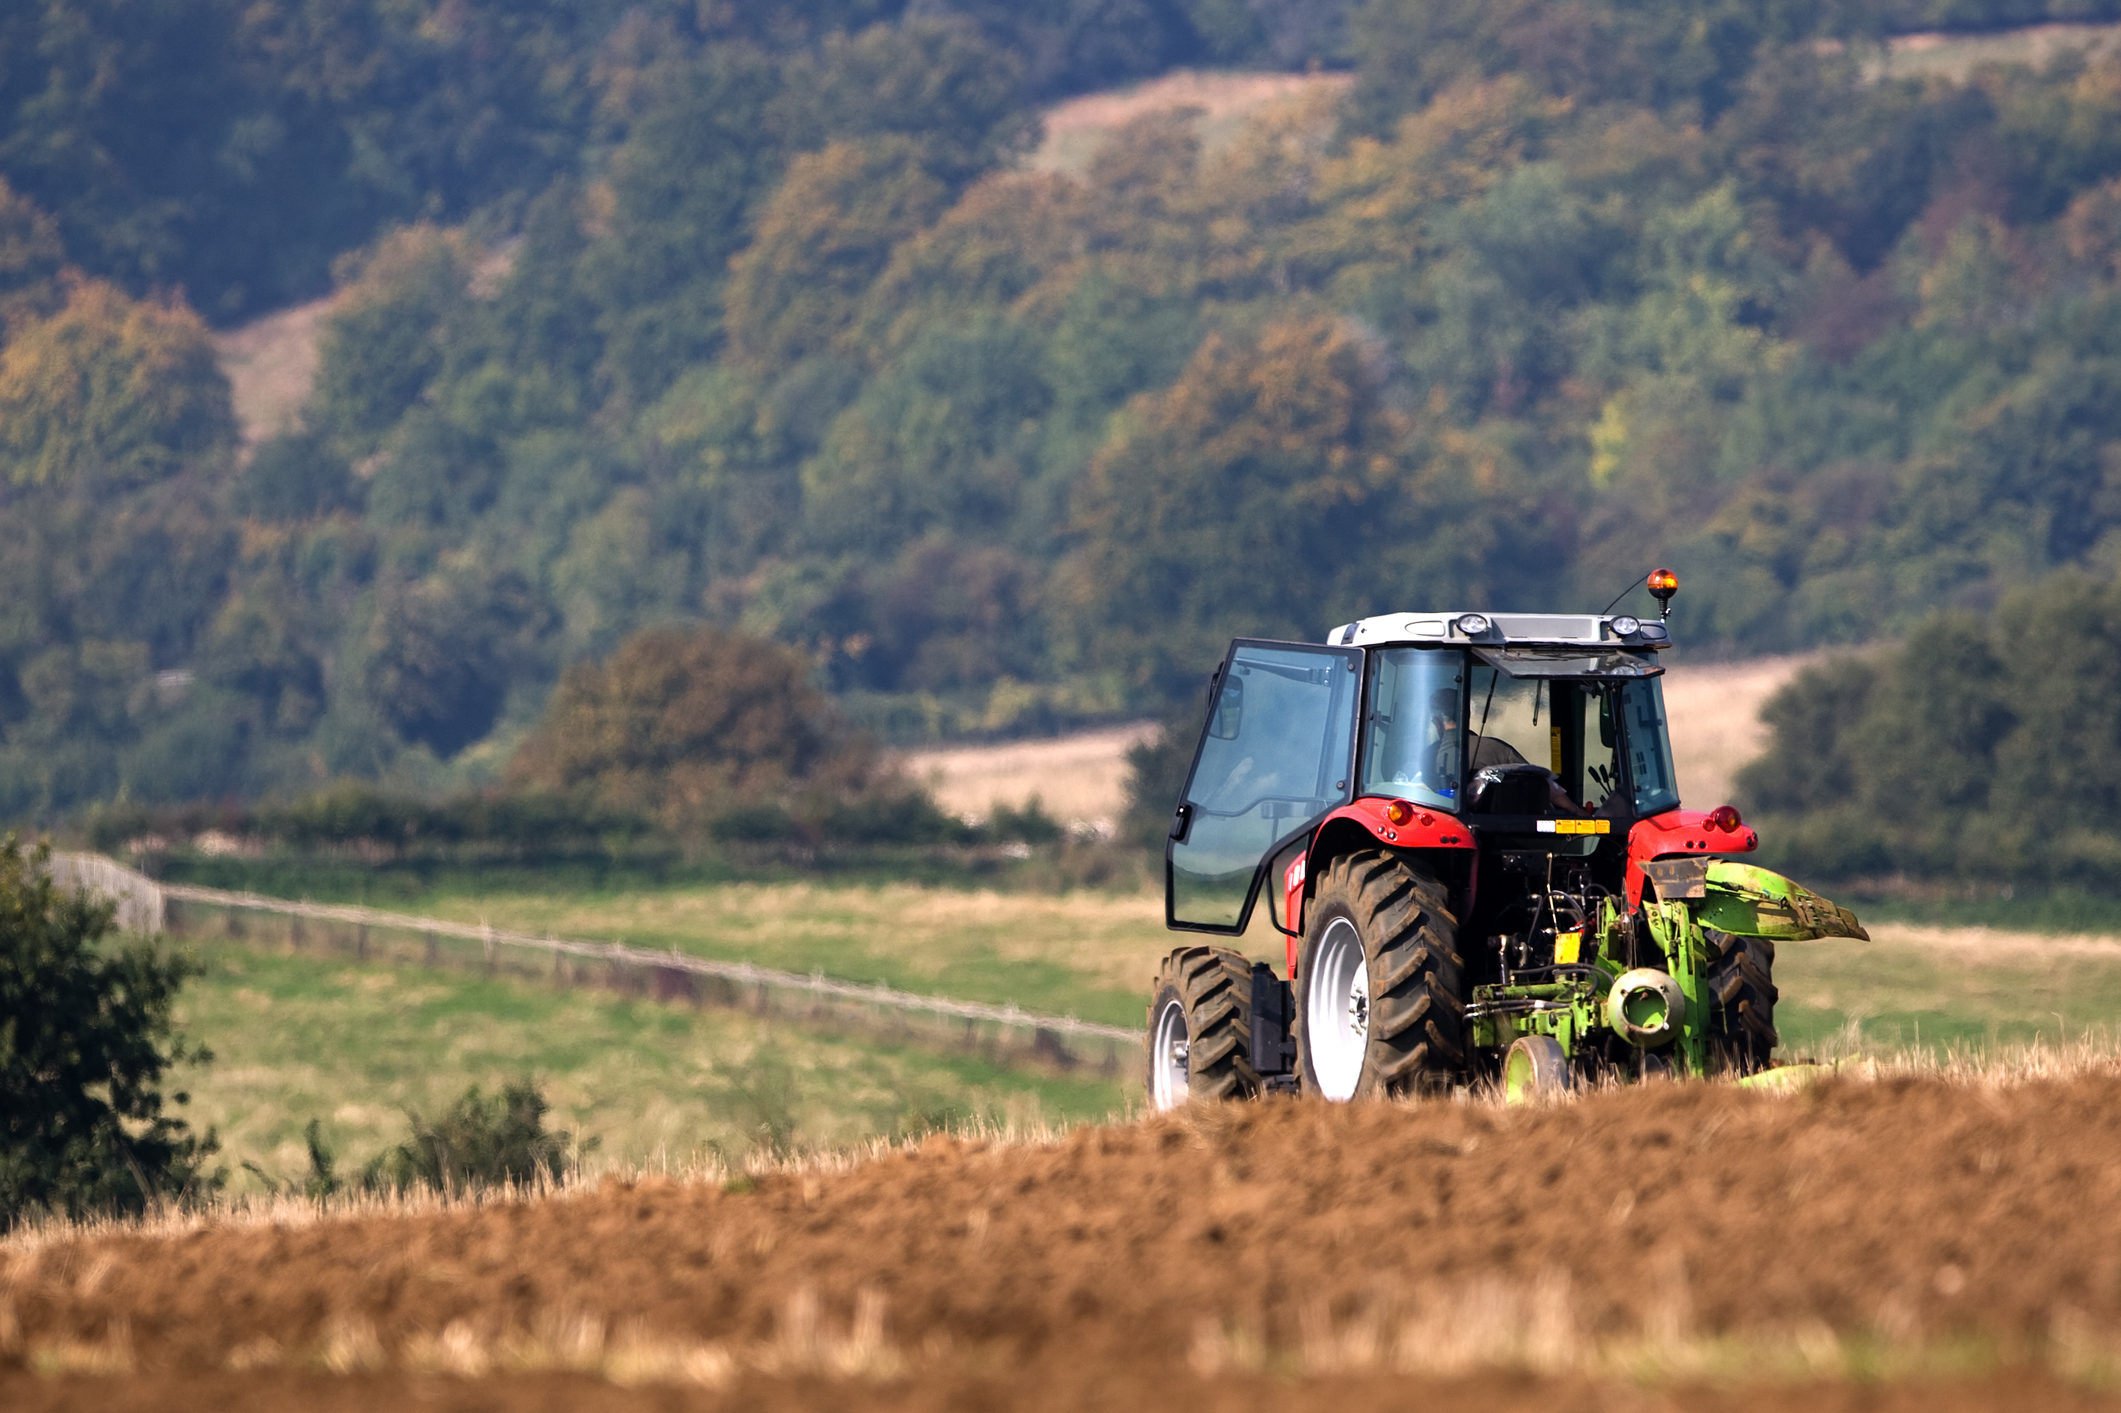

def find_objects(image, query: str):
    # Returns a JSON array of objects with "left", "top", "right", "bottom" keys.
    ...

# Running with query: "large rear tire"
[
  {"left": 1145, "top": 945, "right": 1259, "bottom": 1111},
  {"left": 1705, "top": 929, "right": 1778, "bottom": 1073},
  {"left": 1296, "top": 850, "right": 1466, "bottom": 1099}
]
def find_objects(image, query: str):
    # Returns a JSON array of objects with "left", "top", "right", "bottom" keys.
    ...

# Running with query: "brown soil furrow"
[
  {"left": 7, "top": 1076, "right": 2121, "bottom": 1404},
  {"left": 5, "top": 1367, "right": 2119, "bottom": 1413}
]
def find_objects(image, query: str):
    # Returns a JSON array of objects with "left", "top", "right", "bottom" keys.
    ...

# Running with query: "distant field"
[
  {"left": 1030, "top": 67, "right": 1351, "bottom": 174},
  {"left": 898, "top": 722, "right": 1156, "bottom": 827},
  {"left": 1777, "top": 922, "right": 2121, "bottom": 1056},
  {"left": 170, "top": 940, "right": 1129, "bottom": 1194},
  {"left": 1862, "top": 20, "right": 2121, "bottom": 80}
]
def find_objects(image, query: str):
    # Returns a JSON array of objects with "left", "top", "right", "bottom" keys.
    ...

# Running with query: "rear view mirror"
[{"left": 1209, "top": 674, "right": 1244, "bottom": 739}]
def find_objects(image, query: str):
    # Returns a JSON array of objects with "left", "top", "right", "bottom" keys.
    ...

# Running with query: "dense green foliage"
[
  {"left": 12, "top": 0, "right": 2121, "bottom": 820},
  {"left": 365, "top": 1079, "right": 579, "bottom": 1193},
  {"left": 0, "top": 838, "right": 218, "bottom": 1221},
  {"left": 1741, "top": 571, "right": 2121, "bottom": 893}
]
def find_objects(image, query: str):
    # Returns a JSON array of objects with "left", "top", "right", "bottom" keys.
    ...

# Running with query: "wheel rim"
[
  {"left": 1149, "top": 995, "right": 1190, "bottom": 1111},
  {"left": 1307, "top": 917, "right": 1369, "bottom": 1101}
]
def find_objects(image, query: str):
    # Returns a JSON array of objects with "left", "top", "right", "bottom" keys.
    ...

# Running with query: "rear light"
[
  {"left": 1383, "top": 799, "right": 1414, "bottom": 826},
  {"left": 1707, "top": 804, "right": 1742, "bottom": 833}
]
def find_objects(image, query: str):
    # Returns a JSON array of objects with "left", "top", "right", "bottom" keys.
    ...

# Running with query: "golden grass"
[
  {"left": 896, "top": 721, "right": 1157, "bottom": 826},
  {"left": 1863, "top": 20, "right": 2121, "bottom": 81},
  {"left": 1030, "top": 68, "right": 1353, "bottom": 174},
  {"left": 210, "top": 295, "right": 335, "bottom": 444}
]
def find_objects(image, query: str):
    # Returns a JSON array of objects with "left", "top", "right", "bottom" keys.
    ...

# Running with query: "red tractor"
[{"left": 1146, "top": 573, "right": 1866, "bottom": 1108}]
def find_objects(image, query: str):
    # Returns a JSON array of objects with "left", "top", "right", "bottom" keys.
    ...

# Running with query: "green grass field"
[
  {"left": 170, "top": 939, "right": 1131, "bottom": 1195},
  {"left": 172, "top": 858, "right": 2121, "bottom": 1048},
  {"left": 1774, "top": 924, "right": 2121, "bottom": 1056},
  {"left": 168, "top": 855, "right": 1178, "bottom": 1029},
  {"left": 154, "top": 858, "right": 2121, "bottom": 1195}
]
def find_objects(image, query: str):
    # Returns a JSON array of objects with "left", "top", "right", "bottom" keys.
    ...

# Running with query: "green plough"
[{"left": 1484, "top": 859, "right": 1866, "bottom": 1096}]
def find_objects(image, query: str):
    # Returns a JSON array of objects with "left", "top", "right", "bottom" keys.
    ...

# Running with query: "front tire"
[
  {"left": 1296, "top": 850, "right": 1467, "bottom": 1099},
  {"left": 1145, "top": 945, "right": 1259, "bottom": 1111}
]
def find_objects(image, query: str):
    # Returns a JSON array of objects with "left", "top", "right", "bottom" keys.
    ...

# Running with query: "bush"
[
  {"left": 506, "top": 624, "right": 877, "bottom": 835},
  {"left": 364, "top": 1079, "right": 581, "bottom": 1194},
  {"left": 0, "top": 836, "right": 219, "bottom": 1222}
]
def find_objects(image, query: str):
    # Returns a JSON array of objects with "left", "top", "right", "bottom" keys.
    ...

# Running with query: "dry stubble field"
[{"left": 11, "top": 1065, "right": 2121, "bottom": 1411}]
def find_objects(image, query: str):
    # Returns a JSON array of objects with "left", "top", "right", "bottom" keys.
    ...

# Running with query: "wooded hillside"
[{"left": 7, "top": 0, "right": 2121, "bottom": 818}]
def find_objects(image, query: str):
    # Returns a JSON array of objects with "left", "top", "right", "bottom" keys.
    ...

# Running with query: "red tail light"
[
  {"left": 1383, "top": 799, "right": 1414, "bottom": 826},
  {"left": 1707, "top": 804, "right": 1742, "bottom": 833}
]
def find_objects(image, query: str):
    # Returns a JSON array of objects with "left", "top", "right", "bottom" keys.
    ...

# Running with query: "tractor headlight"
[
  {"left": 1610, "top": 615, "right": 1641, "bottom": 636},
  {"left": 1454, "top": 613, "right": 1491, "bottom": 636}
]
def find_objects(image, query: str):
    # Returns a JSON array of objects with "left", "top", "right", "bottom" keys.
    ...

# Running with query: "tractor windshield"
[{"left": 1365, "top": 649, "right": 1679, "bottom": 814}]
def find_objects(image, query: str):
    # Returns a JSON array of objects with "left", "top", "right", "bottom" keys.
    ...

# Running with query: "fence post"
[
  {"left": 424, "top": 930, "right": 437, "bottom": 967},
  {"left": 357, "top": 923, "right": 369, "bottom": 962},
  {"left": 482, "top": 923, "right": 496, "bottom": 974}
]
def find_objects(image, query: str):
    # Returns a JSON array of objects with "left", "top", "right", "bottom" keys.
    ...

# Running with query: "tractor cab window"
[
  {"left": 1618, "top": 676, "right": 1679, "bottom": 816},
  {"left": 1360, "top": 648, "right": 1465, "bottom": 810}
]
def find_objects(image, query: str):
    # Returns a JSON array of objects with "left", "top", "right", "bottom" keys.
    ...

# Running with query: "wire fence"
[{"left": 54, "top": 853, "right": 1145, "bottom": 1077}]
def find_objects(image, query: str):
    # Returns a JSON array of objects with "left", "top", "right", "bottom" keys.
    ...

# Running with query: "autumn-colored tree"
[
  {"left": 724, "top": 138, "right": 952, "bottom": 371},
  {"left": 507, "top": 625, "right": 869, "bottom": 831},
  {"left": 0, "top": 276, "right": 233, "bottom": 487}
]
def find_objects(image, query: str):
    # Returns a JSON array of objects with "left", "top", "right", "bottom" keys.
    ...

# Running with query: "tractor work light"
[
  {"left": 1610, "top": 615, "right": 1641, "bottom": 636},
  {"left": 1647, "top": 567, "right": 1679, "bottom": 620},
  {"left": 1454, "top": 613, "right": 1491, "bottom": 636},
  {"left": 1707, "top": 804, "right": 1743, "bottom": 833}
]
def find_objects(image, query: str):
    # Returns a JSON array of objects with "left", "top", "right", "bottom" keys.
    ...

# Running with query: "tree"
[
  {"left": 506, "top": 624, "right": 870, "bottom": 831},
  {"left": 312, "top": 226, "right": 474, "bottom": 451},
  {"left": 0, "top": 837, "right": 218, "bottom": 1221},
  {"left": 1057, "top": 314, "right": 1542, "bottom": 700},
  {"left": 0, "top": 276, "right": 234, "bottom": 487},
  {"left": 0, "top": 177, "right": 62, "bottom": 331},
  {"left": 725, "top": 137, "right": 952, "bottom": 371},
  {"left": 356, "top": 565, "right": 545, "bottom": 758}
]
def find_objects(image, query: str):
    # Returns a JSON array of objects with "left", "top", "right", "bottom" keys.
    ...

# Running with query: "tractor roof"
[{"left": 1325, "top": 611, "right": 1671, "bottom": 651}]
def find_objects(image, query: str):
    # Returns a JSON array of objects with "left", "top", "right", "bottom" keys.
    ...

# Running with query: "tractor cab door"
[{"left": 1167, "top": 639, "right": 1363, "bottom": 932}]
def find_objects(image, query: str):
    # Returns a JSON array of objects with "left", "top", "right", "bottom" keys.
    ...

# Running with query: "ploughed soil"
[{"left": 9, "top": 1075, "right": 2121, "bottom": 1410}]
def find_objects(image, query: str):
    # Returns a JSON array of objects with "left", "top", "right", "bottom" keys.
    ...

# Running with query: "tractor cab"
[{"left": 1164, "top": 611, "right": 1679, "bottom": 939}]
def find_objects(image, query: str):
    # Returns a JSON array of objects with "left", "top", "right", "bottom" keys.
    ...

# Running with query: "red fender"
[
  {"left": 1626, "top": 809, "right": 1759, "bottom": 907},
  {"left": 1283, "top": 798, "right": 1474, "bottom": 978}
]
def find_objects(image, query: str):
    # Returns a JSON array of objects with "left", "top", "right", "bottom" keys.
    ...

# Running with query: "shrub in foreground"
[{"left": 0, "top": 836, "right": 219, "bottom": 1223}]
